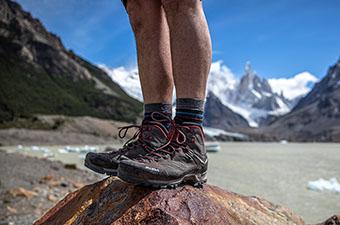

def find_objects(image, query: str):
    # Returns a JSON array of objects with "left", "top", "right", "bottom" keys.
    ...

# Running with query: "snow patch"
[
  {"left": 251, "top": 89, "right": 262, "bottom": 99},
  {"left": 222, "top": 103, "right": 260, "bottom": 127},
  {"left": 269, "top": 97, "right": 290, "bottom": 115}
]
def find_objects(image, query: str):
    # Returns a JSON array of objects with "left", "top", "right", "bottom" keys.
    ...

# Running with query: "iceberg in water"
[
  {"left": 307, "top": 178, "right": 340, "bottom": 193},
  {"left": 58, "top": 146, "right": 98, "bottom": 154}
]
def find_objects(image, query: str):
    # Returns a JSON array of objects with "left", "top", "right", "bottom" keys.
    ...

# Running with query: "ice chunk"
[
  {"left": 58, "top": 149, "right": 68, "bottom": 154},
  {"left": 43, "top": 153, "right": 54, "bottom": 158},
  {"left": 57, "top": 146, "right": 98, "bottom": 154},
  {"left": 30, "top": 146, "right": 50, "bottom": 152},
  {"left": 31, "top": 146, "right": 40, "bottom": 151},
  {"left": 307, "top": 178, "right": 340, "bottom": 193}
]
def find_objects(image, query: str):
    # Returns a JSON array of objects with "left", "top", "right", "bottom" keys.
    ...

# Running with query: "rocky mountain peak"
[
  {"left": 294, "top": 59, "right": 340, "bottom": 110},
  {"left": 234, "top": 62, "right": 284, "bottom": 111},
  {"left": 0, "top": 0, "right": 64, "bottom": 51},
  {"left": 237, "top": 63, "right": 273, "bottom": 99},
  {"left": 244, "top": 61, "right": 255, "bottom": 78}
]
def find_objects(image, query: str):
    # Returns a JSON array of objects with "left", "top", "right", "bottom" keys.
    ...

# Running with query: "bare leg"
[
  {"left": 126, "top": 0, "right": 173, "bottom": 104},
  {"left": 161, "top": 0, "right": 212, "bottom": 100}
]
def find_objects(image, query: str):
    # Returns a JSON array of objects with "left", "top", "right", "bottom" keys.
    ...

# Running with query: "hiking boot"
[
  {"left": 117, "top": 125, "right": 208, "bottom": 188},
  {"left": 84, "top": 114, "right": 174, "bottom": 176}
]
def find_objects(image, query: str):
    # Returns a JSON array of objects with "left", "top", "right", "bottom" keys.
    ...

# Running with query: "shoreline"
[{"left": 0, "top": 150, "right": 101, "bottom": 225}]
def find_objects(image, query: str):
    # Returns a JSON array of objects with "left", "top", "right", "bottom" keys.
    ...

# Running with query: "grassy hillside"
[
  {"left": 0, "top": 0, "right": 143, "bottom": 125},
  {"left": 0, "top": 43, "right": 142, "bottom": 124}
]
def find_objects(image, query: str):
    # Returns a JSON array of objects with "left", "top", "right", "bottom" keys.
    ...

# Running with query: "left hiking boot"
[
  {"left": 117, "top": 124, "right": 208, "bottom": 188},
  {"left": 84, "top": 113, "right": 174, "bottom": 176}
]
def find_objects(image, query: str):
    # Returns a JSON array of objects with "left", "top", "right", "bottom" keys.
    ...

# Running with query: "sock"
[
  {"left": 175, "top": 98, "right": 205, "bottom": 126},
  {"left": 144, "top": 103, "right": 172, "bottom": 131}
]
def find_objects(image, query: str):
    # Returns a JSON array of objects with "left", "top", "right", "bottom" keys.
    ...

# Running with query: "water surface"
[{"left": 208, "top": 143, "right": 340, "bottom": 224}]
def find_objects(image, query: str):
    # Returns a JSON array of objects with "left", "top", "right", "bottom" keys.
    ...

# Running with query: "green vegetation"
[{"left": 0, "top": 54, "right": 143, "bottom": 126}]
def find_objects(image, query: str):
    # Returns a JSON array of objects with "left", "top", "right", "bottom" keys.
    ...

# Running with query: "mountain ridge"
[
  {"left": 0, "top": 0, "right": 142, "bottom": 124},
  {"left": 262, "top": 59, "right": 340, "bottom": 142},
  {"left": 203, "top": 91, "right": 249, "bottom": 131},
  {"left": 104, "top": 62, "right": 311, "bottom": 128}
]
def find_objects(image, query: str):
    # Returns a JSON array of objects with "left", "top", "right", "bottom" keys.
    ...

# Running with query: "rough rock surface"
[{"left": 35, "top": 177, "right": 306, "bottom": 225}]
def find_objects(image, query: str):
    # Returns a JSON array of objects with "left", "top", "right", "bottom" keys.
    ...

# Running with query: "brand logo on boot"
[{"left": 145, "top": 166, "right": 160, "bottom": 172}]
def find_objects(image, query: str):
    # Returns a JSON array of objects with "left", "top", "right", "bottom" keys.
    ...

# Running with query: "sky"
[{"left": 16, "top": 0, "right": 340, "bottom": 79}]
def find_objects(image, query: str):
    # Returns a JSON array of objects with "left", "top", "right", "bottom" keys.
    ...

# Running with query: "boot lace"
[
  {"left": 140, "top": 125, "right": 193, "bottom": 161},
  {"left": 117, "top": 112, "right": 173, "bottom": 153}
]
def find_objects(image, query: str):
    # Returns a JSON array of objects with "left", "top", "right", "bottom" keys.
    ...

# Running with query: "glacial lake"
[{"left": 3, "top": 142, "right": 340, "bottom": 224}]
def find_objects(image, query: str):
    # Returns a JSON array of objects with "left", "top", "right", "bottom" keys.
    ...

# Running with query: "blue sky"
[{"left": 16, "top": 0, "right": 340, "bottom": 78}]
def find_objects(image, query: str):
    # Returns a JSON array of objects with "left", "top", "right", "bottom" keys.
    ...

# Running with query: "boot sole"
[
  {"left": 84, "top": 158, "right": 118, "bottom": 176},
  {"left": 118, "top": 169, "right": 207, "bottom": 189}
]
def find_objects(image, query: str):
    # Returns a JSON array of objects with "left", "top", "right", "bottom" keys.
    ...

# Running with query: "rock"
[
  {"left": 64, "top": 164, "right": 77, "bottom": 170},
  {"left": 313, "top": 215, "right": 340, "bottom": 225},
  {"left": 6, "top": 206, "right": 17, "bottom": 214},
  {"left": 39, "top": 175, "right": 60, "bottom": 187},
  {"left": 34, "top": 177, "right": 306, "bottom": 225},
  {"left": 8, "top": 187, "right": 38, "bottom": 199},
  {"left": 72, "top": 182, "right": 85, "bottom": 189},
  {"left": 47, "top": 194, "right": 58, "bottom": 202}
]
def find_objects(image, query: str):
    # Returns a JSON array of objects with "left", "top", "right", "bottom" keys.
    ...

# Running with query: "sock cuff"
[
  {"left": 176, "top": 98, "right": 205, "bottom": 112},
  {"left": 144, "top": 103, "right": 172, "bottom": 114}
]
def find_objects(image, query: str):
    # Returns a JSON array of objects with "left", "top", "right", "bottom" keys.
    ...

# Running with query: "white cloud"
[
  {"left": 98, "top": 64, "right": 143, "bottom": 101},
  {"left": 206, "top": 61, "right": 238, "bottom": 108},
  {"left": 268, "top": 72, "right": 318, "bottom": 100},
  {"left": 207, "top": 60, "right": 237, "bottom": 94}
]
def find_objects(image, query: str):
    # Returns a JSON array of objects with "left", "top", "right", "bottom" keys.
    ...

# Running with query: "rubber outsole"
[
  {"left": 84, "top": 159, "right": 118, "bottom": 176},
  {"left": 118, "top": 168, "right": 207, "bottom": 189}
]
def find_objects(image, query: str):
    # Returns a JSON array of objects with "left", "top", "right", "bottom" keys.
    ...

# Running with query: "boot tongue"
[{"left": 141, "top": 121, "right": 169, "bottom": 148}]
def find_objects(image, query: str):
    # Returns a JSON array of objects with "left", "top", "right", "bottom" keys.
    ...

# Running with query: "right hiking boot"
[
  {"left": 84, "top": 115, "right": 174, "bottom": 176},
  {"left": 117, "top": 124, "right": 208, "bottom": 188}
]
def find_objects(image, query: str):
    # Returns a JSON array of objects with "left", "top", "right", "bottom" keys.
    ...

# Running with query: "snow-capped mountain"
[
  {"left": 208, "top": 62, "right": 295, "bottom": 127},
  {"left": 100, "top": 61, "right": 318, "bottom": 128}
]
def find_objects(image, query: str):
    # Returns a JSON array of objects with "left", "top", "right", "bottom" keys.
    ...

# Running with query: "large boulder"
[{"left": 34, "top": 177, "right": 308, "bottom": 225}]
